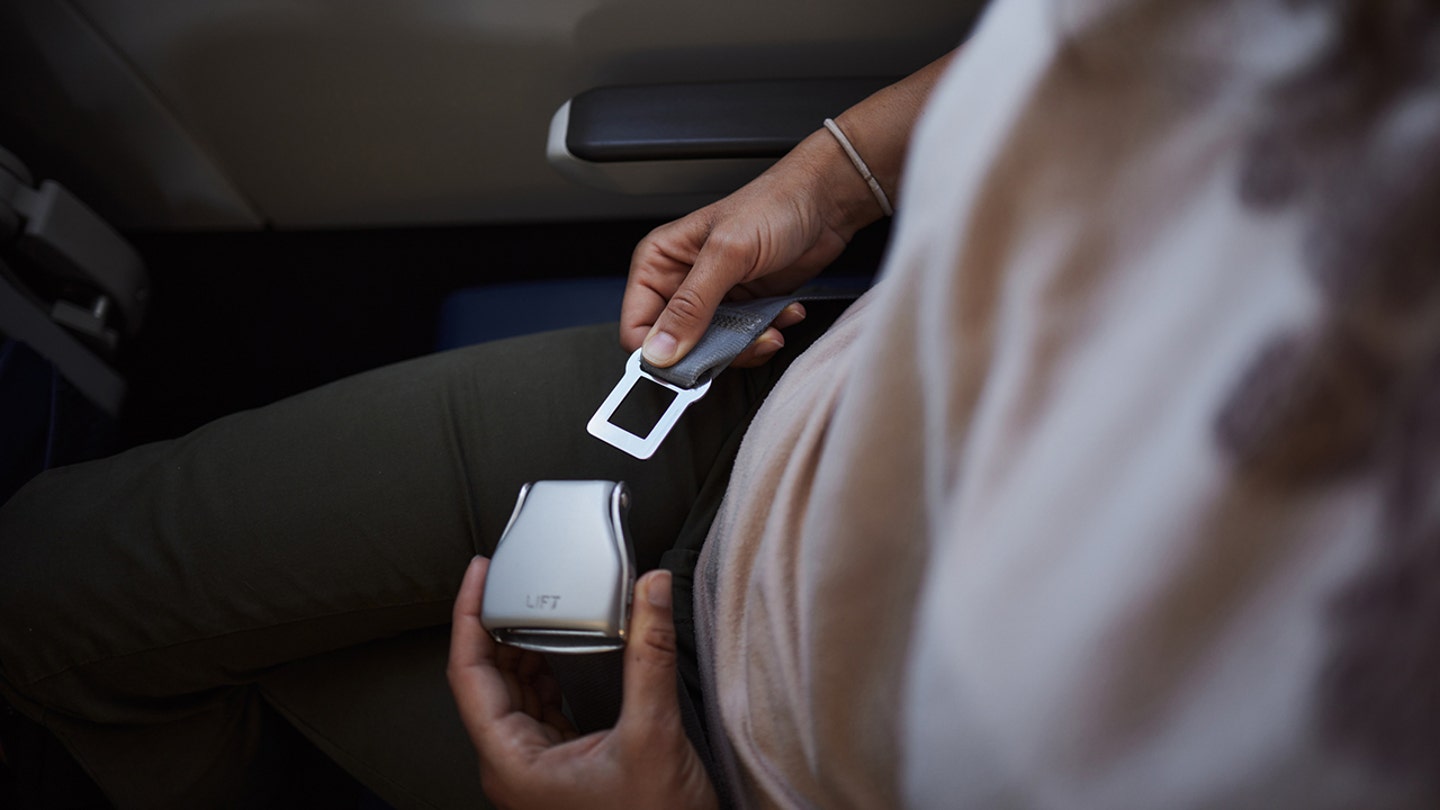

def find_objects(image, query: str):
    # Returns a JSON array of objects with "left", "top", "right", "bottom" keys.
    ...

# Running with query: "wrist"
[
  {"left": 812, "top": 50, "right": 955, "bottom": 231},
  {"left": 823, "top": 118, "right": 894, "bottom": 217},
  {"left": 791, "top": 127, "right": 890, "bottom": 237}
]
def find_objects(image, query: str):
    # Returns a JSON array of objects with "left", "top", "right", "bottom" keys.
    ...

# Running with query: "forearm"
[{"left": 800, "top": 50, "right": 958, "bottom": 235}]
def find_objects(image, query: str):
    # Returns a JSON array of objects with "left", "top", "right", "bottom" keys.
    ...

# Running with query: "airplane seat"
[
  {"left": 0, "top": 339, "right": 119, "bottom": 505},
  {"left": 0, "top": 144, "right": 139, "bottom": 504}
]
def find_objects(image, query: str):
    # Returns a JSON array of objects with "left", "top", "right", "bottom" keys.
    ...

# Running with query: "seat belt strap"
[
  {"left": 641, "top": 295, "right": 820, "bottom": 389},
  {"left": 588, "top": 290, "right": 858, "bottom": 459}
]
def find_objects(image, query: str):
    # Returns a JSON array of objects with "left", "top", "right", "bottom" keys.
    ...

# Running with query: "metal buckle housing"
[{"left": 480, "top": 481, "right": 634, "bottom": 654}]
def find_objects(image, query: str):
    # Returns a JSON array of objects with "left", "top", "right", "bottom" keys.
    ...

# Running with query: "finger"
[
  {"left": 495, "top": 643, "right": 527, "bottom": 703},
  {"left": 620, "top": 268, "right": 677, "bottom": 353},
  {"left": 620, "top": 220, "right": 708, "bottom": 352},
  {"left": 729, "top": 328, "right": 785, "bottom": 369},
  {"left": 447, "top": 557, "right": 498, "bottom": 686},
  {"left": 641, "top": 232, "right": 758, "bottom": 367},
  {"left": 615, "top": 570, "right": 684, "bottom": 742},
  {"left": 731, "top": 301, "right": 807, "bottom": 367},
  {"left": 447, "top": 557, "right": 513, "bottom": 738},
  {"left": 771, "top": 301, "right": 807, "bottom": 331}
]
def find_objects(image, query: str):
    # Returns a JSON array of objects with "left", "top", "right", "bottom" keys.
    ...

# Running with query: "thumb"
[
  {"left": 641, "top": 281, "right": 720, "bottom": 369},
  {"left": 616, "top": 570, "right": 683, "bottom": 738},
  {"left": 642, "top": 235, "right": 756, "bottom": 367}
]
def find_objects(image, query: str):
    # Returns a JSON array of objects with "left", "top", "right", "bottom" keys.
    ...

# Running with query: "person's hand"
[
  {"left": 619, "top": 51, "right": 956, "bottom": 371},
  {"left": 620, "top": 129, "right": 886, "bottom": 370},
  {"left": 448, "top": 557, "right": 719, "bottom": 810}
]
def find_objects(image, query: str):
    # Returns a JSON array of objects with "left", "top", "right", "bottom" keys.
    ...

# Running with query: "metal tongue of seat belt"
[{"left": 587, "top": 291, "right": 857, "bottom": 459}]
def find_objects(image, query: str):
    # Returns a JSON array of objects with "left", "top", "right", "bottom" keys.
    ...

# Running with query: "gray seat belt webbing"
[
  {"left": 642, "top": 292, "right": 858, "bottom": 388},
  {"left": 588, "top": 290, "right": 860, "bottom": 459}
]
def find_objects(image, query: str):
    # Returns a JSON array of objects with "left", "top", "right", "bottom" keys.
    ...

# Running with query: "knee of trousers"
[
  {"left": 0, "top": 472, "right": 85, "bottom": 696},
  {"left": 0, "top": 468, "right": 138, "bottom": 709}
]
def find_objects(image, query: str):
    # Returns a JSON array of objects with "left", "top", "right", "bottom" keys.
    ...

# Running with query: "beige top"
[{"left": 697, "top": 0, "right": 1440, "bottom": 807}]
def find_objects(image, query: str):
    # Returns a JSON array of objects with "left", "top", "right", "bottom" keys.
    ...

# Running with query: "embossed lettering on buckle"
[{"left": 587, "top": 349, "right": 712, "bottom": 460}]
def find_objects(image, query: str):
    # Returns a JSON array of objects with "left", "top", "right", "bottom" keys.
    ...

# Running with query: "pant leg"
[
  {"left": 0, "top": 320, "right": 797, "bottom": 809},
  {"left": 256, "top": 627, "right": 484, "bottom": 810}
]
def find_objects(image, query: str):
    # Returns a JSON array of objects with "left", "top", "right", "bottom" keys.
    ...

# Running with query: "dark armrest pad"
[{"left": 565, "top": 79, "right": 895, "bottom": 163}]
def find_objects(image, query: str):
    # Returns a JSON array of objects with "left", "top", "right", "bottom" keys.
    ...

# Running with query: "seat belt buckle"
[
  {"left": 481, "top": 480, "right": 635, "bottom": 654},
  {"left": 587, "top": 348, "right": 711, "bottom": 460}
]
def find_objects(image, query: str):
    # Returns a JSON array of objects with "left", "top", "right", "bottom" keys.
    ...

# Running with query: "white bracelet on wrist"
[{"left": 822, "top": 117, "right": 894, "bottom": 217}]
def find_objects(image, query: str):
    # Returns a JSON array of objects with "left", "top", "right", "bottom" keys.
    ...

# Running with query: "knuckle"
[
  {"left": 706, "top": 230, "right": 752, "bottom": 264},
  {"left": 631, "top": 233, "right": 663, "bottom": 263},
  {"left": 640, "top": 620, "right": 678, "bottom": 660},
  {"left": 662, "top": 288, "right": 710, "bottom": 331}
]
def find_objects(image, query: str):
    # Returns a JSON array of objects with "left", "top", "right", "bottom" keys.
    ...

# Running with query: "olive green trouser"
[{"left": 0, "top": 314, "right": 838, "bottom": 810}]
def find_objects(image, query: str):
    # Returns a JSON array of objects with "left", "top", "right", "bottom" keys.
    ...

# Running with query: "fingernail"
[
  {"left": 642, "top": 331, "right": 678, "bottom": 366},
  {"left": 646, "top": 571, "right": 673, "bottom": 609}
]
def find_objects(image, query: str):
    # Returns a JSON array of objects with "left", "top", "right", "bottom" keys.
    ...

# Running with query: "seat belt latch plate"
[{"left": 587, "top": 349, "right": 711, "bottom": 460}]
